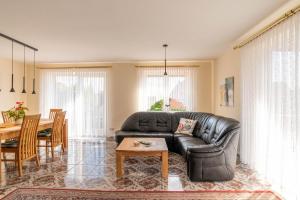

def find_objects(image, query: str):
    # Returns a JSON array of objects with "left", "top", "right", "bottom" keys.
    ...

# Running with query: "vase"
[{"left": 15, "top": 118, "right": 23, "bottom": 125}]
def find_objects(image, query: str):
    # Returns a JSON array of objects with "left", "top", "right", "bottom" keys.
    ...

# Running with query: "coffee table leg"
[
  {"left": 161, "top": 151, "right": 168, "bottom": 178},
  {"left": 116, "top": 152, "right": 124, "bottom": 178}
]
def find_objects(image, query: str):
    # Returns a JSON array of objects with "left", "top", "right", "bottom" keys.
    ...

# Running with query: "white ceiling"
[{"left": 0, "top": 0, "right": 288, "bottom": 63}]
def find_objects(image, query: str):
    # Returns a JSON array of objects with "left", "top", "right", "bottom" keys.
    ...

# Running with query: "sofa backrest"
[
  {"left": 198, "top": 115, "right": 219, "bottom": 143},
  {"left": 211, "top": 116, "right": 240, "bottom": 144},
  {"left": 121, "top": 112, "right": 240, "bottom": 144},
  {"left": 121, "top": 112, "right": 172, "bottom": 132}
]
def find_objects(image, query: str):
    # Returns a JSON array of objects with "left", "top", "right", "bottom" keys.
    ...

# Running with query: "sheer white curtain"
[
  {"left": 40, "top": 68, "right": 108, "bottom": 140},
  {"left": 138, "top": 67, "right": 198, "bottom": 111},
  {"left": 240, "top": 12, "right": 300, "bottom": 199}
]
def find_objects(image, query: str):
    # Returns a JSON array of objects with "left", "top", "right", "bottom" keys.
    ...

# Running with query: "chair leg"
[
  {"left": 37, "top": 140, "right": 40, "bottom": 152},
  {"left": 51, "top": 147, "right": 54, "bottom": 159},
  {"left": 15, "top": 154, "right": 18, "bottom": 167},
  {"left": 35, "top": 155, "right": 40, "bottom": 168},
  {"left": 46, "top": 141, "right": 49, "bottom": 155},
  {"left": 3, "top": 153, "right": 7, "bottom": 161},
  {"left": 61, "top": 143, "right": 65, "bottom": 153},
  {"left": 18, "top": 160, "right": 23, "bottom": 176}
]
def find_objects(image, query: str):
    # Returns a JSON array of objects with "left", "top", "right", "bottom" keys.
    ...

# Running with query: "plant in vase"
[{"left": 7, "top": 101, "right": 29, "bottom": 125}]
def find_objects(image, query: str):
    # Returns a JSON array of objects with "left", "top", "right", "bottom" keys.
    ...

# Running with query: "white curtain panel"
[
  {"left": 240, "top": 12, "right": 300, "bottom": 199},
  {"left": 138, "top": 67, "right": 198, "bottom": 111},
  {"left": 40, "top": 68, "right": 108, "bottom": 140}
]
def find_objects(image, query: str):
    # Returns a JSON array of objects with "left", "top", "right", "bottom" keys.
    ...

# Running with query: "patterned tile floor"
[{"left": 0, "top": 139, "right": 272, "bottom": 198}]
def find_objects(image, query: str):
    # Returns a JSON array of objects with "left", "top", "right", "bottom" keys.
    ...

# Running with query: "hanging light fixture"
[
  {"left": 163, "top": 44, "right": 168, "bottom": 76},
  {"left": 10, "top": 41, "right": 15, "bottom": 92},
  {"left": 21, "top": 46, "right": 26, "bottom": 93},
  {"left": 32, "top": 51, "right": 36, "bottom": 94}
]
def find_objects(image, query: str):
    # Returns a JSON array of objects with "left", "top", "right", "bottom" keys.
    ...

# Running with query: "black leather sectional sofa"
[{"left": 115, "top": 112, "right": 240, "bottom": 181}]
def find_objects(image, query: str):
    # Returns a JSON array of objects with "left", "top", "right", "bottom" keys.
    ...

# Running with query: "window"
[
  {"left": 138, "top": 67, "right": 198, "bottom": 111},
  {"left": 40, "top": 68, "right": 108, "bottom": 140}
]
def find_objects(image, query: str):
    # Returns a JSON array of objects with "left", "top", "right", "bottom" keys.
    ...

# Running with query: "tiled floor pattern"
[{"left": 0, "top": 139, "right": 271, "bottom": 198}]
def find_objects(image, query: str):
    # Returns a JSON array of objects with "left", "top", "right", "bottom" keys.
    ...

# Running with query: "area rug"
[{"left": 2, "top": 188, "right": 282, "bottom": 200}]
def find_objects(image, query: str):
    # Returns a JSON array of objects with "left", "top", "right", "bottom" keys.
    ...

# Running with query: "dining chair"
[
  {"left": 49, "top": 108, "right": 63, "bottom": 120},
  {"left": 1, "top": 111, "right": 16, "bottom": 142},
  {"left": 38, "top": 111, "right": 66, "bottom": 159},
  {"left": 1, "top": 114, "right": 41, "bottom": 176},
  {"left": 38, "top": 108, "right": 62, "bottom": 135},
  {"left": 1, "top": 111, "right": 15, "bottom": 123}
]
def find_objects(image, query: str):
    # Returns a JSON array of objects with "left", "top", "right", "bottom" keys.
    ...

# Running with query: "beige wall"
[
  {"left": 214, "top": 48, "right": 240, "bottom": 120},
  {"left": 213, "top": 0, "right": 299, "bottom": 121},
  {"left": 36, "top": 61, "right": 213, "bottom": 135},
  {"left": 110, "top": 64, "right": 138, "bottom": 134},
  {"left": 0, "top": 58, "right": 32, "bottom": 123}
]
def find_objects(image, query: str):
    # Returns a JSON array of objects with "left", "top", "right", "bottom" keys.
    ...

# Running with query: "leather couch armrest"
[{"left": 187, "top": 144, "right": 223, "bottom": 153}]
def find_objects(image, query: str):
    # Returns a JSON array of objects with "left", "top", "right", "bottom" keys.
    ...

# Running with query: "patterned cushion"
[
  {"left": 1, "top": 140, "right": 18, "bottom": 148},
  {"left": 175, "top": 118, "right": 197, "bottom": 135}
]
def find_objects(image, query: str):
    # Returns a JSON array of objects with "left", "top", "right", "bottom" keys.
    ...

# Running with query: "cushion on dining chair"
[
  {"left": 1, "top": 140, "right": 18, "bottom": 148},
  {"left": 37, "top": 129, "right": 52, "bottom": 137}
]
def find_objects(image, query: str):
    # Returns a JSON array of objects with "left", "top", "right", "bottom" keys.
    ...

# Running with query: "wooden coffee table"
[{"left": 116, "top": 138, "right": 168, "bottom": 178}]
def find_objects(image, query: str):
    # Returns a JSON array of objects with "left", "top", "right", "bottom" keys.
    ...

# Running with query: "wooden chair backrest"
[
  {"left": 51, "top": 111, "right": 66, "bottom": 147},
  {"left": 49, "top": 109, "right": 63, "bottom": 120},
  {"left": 18, "top": 114, "right": 41, "bottom": 160},
  {"left": 1, "top": 111, "right": 15, "bottom": 123}
]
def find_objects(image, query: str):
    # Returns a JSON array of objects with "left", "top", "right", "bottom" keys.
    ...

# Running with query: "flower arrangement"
[{"left": 8, "top": 101, "right": 28, "bottom": 121}]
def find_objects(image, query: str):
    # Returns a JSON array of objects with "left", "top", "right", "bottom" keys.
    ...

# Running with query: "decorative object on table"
[
  {"left": 7, "top": 101, "right": 28, "bottom": 125},
  {"left": 138, "top": 140, "right": 152, "bottom": 146},
  {"left": 175, "top": 118, "right": 197, "bottom": 135},
  {"left": 220, "top": 76, "right": 234, "bottom": 107},
  {"left": 133, "top": 140, "right": 140, "bottom": 146}
]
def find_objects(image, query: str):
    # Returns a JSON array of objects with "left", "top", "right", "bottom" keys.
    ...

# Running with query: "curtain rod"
[
  {"left": 38, "top": 66, "right": 111, "bottom": 69},
  {"left": 0, "top": 32, "right": 38, "bottom": 51},
  {"left": 233, "top": 4, "right": 300, "bottom": 49},
  {"left": 135, "top": 65, "right": 200, "bottom": 68}
]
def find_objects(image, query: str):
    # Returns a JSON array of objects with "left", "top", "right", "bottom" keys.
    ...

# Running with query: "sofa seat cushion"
[
  {"left": 115, "top": 130, "right": 174, "bottom": 148},
  {"left": 177, "top": 137, "right": 206, "bottom": 159}
]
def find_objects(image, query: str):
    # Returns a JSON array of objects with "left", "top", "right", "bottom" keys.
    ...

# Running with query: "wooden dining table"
[{"left": 0, "top": 119, "right": 68, "bottom": 178}]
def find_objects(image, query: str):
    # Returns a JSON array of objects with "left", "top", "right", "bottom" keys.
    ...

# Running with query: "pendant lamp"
[
  {"left": 21, "top": 46, "right": 26, "bottom": 93},
  {"left": 10, "top": 41, "right": 15, "bottom": 92},
  {"left": 32, "top": 51, "right": 36, "bottom": 94},
  {"left": 163, "top": 44, "right": 168, "bottom": 76}
]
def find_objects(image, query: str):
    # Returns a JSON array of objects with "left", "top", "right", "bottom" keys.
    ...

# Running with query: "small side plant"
[{"left": 150, "top": 99, "right": 164, "bottom": 111}]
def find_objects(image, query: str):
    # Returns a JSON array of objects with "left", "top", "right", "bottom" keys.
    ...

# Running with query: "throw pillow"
[{"left": 175, "top": 118, "right": 197, "bottom": 135}]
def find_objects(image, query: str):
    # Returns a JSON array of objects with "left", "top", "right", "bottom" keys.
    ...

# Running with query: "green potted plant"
[{"left": 7, "top": 101, "right": 29, "bottom": 125}]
